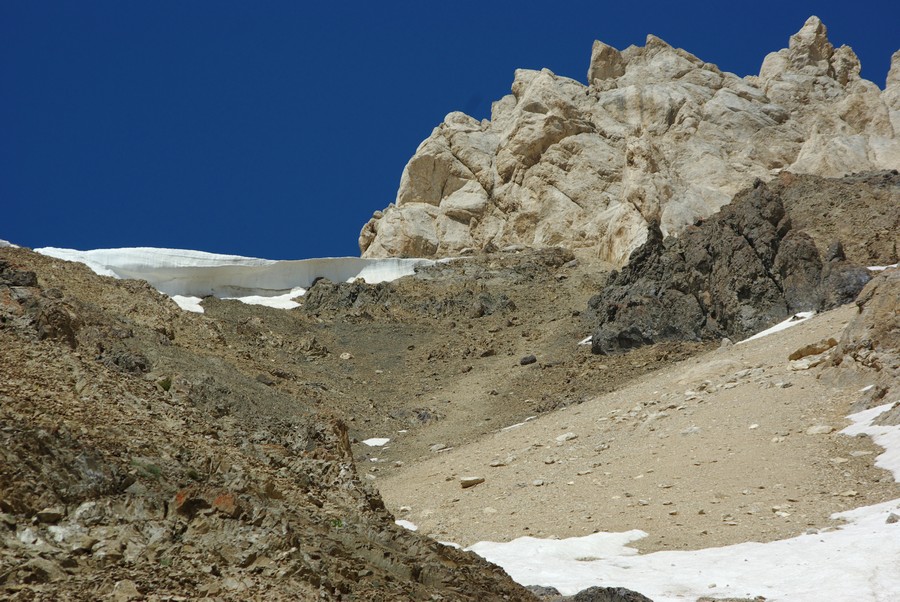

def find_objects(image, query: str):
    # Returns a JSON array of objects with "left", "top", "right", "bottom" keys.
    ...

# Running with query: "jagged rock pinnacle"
[
  {"left": 360, "top": 17, "right": 900, "bottom": 263},
  {"left": 587, "top": 41, "right": 625, "bottom": 83}
]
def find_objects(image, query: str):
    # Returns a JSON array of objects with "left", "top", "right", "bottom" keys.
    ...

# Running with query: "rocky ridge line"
[{"left": 359, "top": 17, "right": 900, "bottom": 265}]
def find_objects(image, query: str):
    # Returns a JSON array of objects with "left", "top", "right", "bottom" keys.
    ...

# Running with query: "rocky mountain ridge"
[
  {"left": 2, "top": 167, "right": 898, "bottom": 599},
  {"left": 359, "top": 17, "right": 900, "bottom": 265},
  {"left": 3, "top": 15, "right": 900, "bottom": 601}
]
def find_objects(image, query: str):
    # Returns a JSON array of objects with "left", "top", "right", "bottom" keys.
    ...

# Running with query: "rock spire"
[{"left": 360, "top": 17, "right": 900, "bottom": 264}]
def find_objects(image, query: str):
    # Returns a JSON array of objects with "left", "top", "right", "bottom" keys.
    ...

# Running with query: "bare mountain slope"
[
  {"left": 0, "top": 172, "right": 897, "bottom": 600},
  {"left": 0, "top": 249, "right": 530, "bottom": 601}
]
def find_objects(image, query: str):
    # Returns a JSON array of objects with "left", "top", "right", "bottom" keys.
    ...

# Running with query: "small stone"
[
  {"left": 526, "top": 585, "right": 562, "bottom": 598},
  {"left": 21, "top": 558, "right": 66, "bottom": 583},
  {"left": 555, "top": 432, "right": 577, "bottom": 443},
  {"left": 483, "top": 507, "right": 497, "bottom": 514},
  {"left": 460, "top": 476, "right": 485, "bottom": 489},
  {"left": 886, "top": 513, "right": 899, "bottom": 524},
  {"left": 70, "top": 535, "right": 98, "bottom": 554},
  {"left": 532, "top": 479, "right": 545, "bottom": 487},
  {"left": 806, "top": 425, "right": 834, "bottom": 435},
  {"left": 339, "top": 352, "right": 353, "bottom": 360},
  {"left": 36, "top": 506, "right": 65, "bottom": 524},
  {"left": 212, "top": 492, "right": 242, "bottom": 518},
  {"left": 519, "top": 354, "right": 537, "bottom": 366},
  {"left": 112, "top": 579, "right": 142, "bottom": 601},
  {"left": 430, "top": 443, "right": 447, "bottom": 452},
  {"left": 489, "top": 459, "right": 506, "bottom": 467}
]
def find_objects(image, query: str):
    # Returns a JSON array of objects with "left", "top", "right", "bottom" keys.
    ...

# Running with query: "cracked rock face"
[
  {"left": 586, "top": 179, "right": 872, "bottom": 354},
  {"left": 360, "top": 16, "right": 900, "bottom": 265}
]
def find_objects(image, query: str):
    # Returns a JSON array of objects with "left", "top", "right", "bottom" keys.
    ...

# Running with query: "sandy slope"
[{"left": 377, "top": 304, "right": 899, "bottom": 552}]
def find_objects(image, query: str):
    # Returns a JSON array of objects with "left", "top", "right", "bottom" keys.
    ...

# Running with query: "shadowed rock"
[{"left": 588, "top": 181, "right": 871, "bottom": 354}]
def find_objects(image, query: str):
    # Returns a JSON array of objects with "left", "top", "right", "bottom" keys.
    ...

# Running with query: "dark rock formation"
[
  {"left": 527, "top": 584, "right": 655, "bottom": 601},
  {"left": 570, "top": 586, "right": 655, "bottom": 601},
  {"left": 588, "top": 180, "right": 871, "bottom": 354},
  {"left": 831, "top": 268, "right": 900, "bottom": 423}
]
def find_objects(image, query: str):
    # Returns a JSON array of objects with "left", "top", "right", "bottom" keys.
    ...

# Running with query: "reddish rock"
[
  {"left": 212, "top": 492, "right": 242, "bottom": 518},
  {"left": 173, "top": 488, "right": 210, "bottom": 518}
]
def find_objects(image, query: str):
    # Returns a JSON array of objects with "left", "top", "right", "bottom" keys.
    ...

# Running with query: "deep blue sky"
[{"left": 3, "top": 1, "right": 898, "bottom": 258}]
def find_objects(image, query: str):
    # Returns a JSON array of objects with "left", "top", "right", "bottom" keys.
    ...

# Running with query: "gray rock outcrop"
[
  {"left": 832, "top": 268, "right": 900, "bottom": 413},
  {"left": 360, "top": 17, "right": 900, "bottom": 264},
  {"left": 586, "top": 180, "right": 871, "bottom": 354}
]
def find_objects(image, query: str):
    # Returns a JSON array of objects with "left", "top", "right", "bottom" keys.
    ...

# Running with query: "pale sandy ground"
[{"left": 377, "top": 304, "right": 899, "bottom": 553}]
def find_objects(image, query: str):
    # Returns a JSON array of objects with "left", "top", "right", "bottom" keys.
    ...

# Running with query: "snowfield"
[{"left": 34, "top": 246, "right": 435, "bottom": 312}]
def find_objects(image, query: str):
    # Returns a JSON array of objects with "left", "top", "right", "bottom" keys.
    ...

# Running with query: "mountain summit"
[{"left": 359, "top": 16, "right": 900, "bottom": 264}]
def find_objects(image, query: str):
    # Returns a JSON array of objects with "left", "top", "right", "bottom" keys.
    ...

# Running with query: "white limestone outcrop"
[{"left": 360, "top": 17, "right": 899, "bottom": 265}]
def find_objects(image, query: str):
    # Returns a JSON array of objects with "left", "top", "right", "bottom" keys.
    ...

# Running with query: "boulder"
[{"left": 831, "top": 268, "right": 900, "bottom": 406}]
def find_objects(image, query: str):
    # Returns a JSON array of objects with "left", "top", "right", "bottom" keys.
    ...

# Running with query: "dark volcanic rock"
[
  {"left": 588, "top": 180, "right": 871, "bottom": 354},
  {"left": 527, "top": 584, "right": 563, "bottom": 598},
  {"left": 570, "top": 585, "right": 655, "bottom": 601}
]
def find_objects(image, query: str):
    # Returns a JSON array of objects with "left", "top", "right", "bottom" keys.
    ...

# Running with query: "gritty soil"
[{"left": 376, "top": 304, "right": 899, "bottom": 551}]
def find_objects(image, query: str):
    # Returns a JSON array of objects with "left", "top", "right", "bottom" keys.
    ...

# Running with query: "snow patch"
[
  {"left": 0, "top": 239, "right": 19, "bottom": 248},
  {"left": 467, "top": 400, "right": 900, "bottom": 601},
  {"left": 171, "top": 295, "right": 205, "bottom": 313},
  {"left": 868, "top": 263, "right": 898, "bottom": 271},
  {"left": 841, "top": 402, "right": 900, "bottom": 481},
  {"left": 362, "top": 438, "right": 390, "bottom": 447},
  {"left": 395, "top": 520, "right": 418, "bottom": 531},
  {"left": 738, "top": 311, "right": 815, "bottom": 343}
]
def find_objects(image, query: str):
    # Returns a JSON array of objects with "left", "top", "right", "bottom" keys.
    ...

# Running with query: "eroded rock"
[
  {"left": 587, "top": 181, "right": 871, "bottom": 354},
  {"left": 361, "top": 17, "right": 900, "bottom": 265}
]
